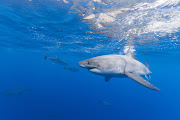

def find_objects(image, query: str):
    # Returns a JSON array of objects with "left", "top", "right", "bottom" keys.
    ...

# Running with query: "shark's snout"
[
  {"left": 78, "top": 61, "right": 85, "bottom": 68},
  {"left": 78, "top": 60, "right": 98, "bottom": 70}
]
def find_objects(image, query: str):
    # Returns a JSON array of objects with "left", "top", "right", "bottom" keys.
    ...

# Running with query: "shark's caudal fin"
[
  {"left": 125, "top": 71, "right": 160, "bottom": 91},
  {"left": 43, "top": 55, "right": 47, "bottom": 61}
]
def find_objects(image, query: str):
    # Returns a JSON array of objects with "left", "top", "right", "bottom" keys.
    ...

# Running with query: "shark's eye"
[{"left": 88, "top": 60, "right": 92, "bottom": 65}]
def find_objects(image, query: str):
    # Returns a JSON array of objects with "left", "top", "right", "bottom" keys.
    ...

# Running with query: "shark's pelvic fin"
[
  {"left": 125, "top": 71, "right": 160, "bottom": 91},
  {"left": 105, "top": 76, "right": 111, "bottom": 82},
  {"left": 126, "top": 49, "right": 136, "bottom": 59}
]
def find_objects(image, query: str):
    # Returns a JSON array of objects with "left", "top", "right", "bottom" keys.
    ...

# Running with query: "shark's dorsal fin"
[
  {"left": 126, "top": 49, "right": 136, "bottom": 59},
  {"left": 105, "top": 76, "right": 111, "bottom": 82}
]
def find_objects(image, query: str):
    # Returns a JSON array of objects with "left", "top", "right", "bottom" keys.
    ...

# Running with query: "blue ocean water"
[{"left": 0, "top": 0, "right": 180, "bottom": 120}]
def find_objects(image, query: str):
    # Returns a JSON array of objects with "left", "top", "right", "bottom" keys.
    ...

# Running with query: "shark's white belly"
[{"left": 91, "top": 71, "right": 127, "bottom": 78}]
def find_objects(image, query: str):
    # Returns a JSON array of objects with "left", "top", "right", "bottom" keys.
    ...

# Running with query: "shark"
[
  {"left": 78, "top": 49, "right": 160, "bottom": 91},
  {"left": 2, "top": 88, "right": 32, "bottom": 95},
  {"left": 64, "top": 66, "right": 79, "bottom": 72},
  {"left": 98, "top": 100, "right": 112, "bottom": 106},
  {"left": 43, "top": 55, "right": 79, "bottom": 72},
  {"left": 43, "top": 55, "right": 68, "bottom": 65}
]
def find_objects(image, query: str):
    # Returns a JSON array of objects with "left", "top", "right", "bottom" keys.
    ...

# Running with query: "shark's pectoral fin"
[
  {"left": 125, "top": 71, "right": 160, "bottom": 91},
  {"left": 105, "top": 76, "right": 111, "bottom": 82}
]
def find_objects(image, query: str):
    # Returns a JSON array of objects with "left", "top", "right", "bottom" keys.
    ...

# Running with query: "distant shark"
[
  {"left": 78, "top": 49, "right": 160, "bottom": 91},
  {"left": 64, "top": 66, "right": 79, "bottom": 72},
  {"left": 43, "top": 55, "right": 80, "bottom": 72},
  {"left": 43, "top": 55, "right": 68, "bottom": 65},
  {"left": 2, "top": 88, "right": 32, "bottom": 95},
  {"left": 98, "top": 100, "right": 112, "bottom": 106}
]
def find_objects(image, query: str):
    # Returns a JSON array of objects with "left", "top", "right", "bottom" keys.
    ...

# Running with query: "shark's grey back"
[{"left": 90, "top": 55, "right": 126, "bottom": 74}]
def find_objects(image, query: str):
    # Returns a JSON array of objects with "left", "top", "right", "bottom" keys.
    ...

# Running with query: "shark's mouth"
[
  {"left": 88, "top": 68, "right": 95, "bottom": 71},
  {"left": 88, "top": 67, "right": 97, "bottom": 71}
]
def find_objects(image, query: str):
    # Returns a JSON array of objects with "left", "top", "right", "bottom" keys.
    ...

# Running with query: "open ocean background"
[{"left": 0, "top": 0, "right": 180, "bottom": 120}]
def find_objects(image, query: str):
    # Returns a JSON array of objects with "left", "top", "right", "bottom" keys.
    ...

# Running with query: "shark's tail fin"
[{"left": 43, "top": 54, "right": 47, "bottom": 61}]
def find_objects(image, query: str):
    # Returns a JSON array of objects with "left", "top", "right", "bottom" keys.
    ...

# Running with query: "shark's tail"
[{"left": 43, "top": 54, "right": 47, "bottom": 61}]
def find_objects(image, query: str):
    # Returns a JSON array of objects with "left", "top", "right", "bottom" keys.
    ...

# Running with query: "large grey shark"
[{"left": 78, "top": 50, "right": 160, "bottom": 91}]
